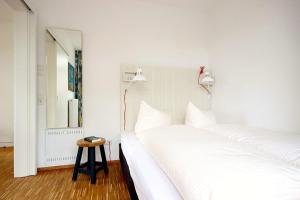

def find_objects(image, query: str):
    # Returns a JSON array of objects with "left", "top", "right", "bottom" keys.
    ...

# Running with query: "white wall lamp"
[
  {"left": 198, "top": 66, "right": 214, "bottom": 96},
  {"left": 123, "top": 67, "right": 146, "bottom": 130}
]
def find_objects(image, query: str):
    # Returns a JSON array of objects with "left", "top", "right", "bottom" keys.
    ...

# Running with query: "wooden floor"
[{"left": 0, "top": 148, "right": 130, "bottom": 200}]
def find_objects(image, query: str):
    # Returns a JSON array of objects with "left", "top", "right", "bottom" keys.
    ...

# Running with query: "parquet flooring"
[{"left": 0, "top": 148, "right": 130, "bottom": 200}]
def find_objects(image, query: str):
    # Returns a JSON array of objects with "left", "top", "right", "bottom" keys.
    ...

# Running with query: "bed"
[
  {"left": 121, "top": 125, "right": 300, "bottom": 200},
  {"left": 120, "top": 132, "right": 182, "bottom": 200}
]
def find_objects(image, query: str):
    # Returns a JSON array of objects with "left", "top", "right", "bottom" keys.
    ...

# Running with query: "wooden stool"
[{"left": 72, "top": 138, "right": 109, "bottom": 184}]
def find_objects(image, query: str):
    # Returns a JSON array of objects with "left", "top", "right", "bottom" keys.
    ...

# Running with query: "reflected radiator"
[
  {"left": 68, "top": 99, "right": 79, "bottom": 128},
  {"left": 45, "top": 128, "right": 84, "bottom": 166}
]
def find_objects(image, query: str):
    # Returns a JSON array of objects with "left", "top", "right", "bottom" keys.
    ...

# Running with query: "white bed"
[
  {"left": 121, "top": 132, "right": 183, "bottom": 200},
  {"left": 137, "top": 125, "right": 300, "bottom": 200},
  {"left": 203, "top": 124, "right": 300, "bottom": 167},
  {"left": 119, "top": 66, "right": 300, "bottom": 200}
]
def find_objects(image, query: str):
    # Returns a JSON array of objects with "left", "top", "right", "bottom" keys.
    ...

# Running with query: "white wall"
[
  {"left": 26, "top": 0, "right": 209, "bottom": 166},
  {"left": 207, "top": 0, "right": 300, "bottom": 132},
  {"left": 0, "top": 19, "right": 14, "bottom": 146}
]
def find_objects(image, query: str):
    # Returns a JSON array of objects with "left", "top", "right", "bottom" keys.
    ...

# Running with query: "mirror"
[{"left": 46, "top": 28, "right": 82, "bottom": 128}]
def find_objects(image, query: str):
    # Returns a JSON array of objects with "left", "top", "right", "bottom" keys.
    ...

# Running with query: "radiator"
[{"left": 45, "top": 128, "right": 84, "bottom": 166}]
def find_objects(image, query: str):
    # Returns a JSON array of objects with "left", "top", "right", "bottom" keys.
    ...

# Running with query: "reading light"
[
  {"left": 132, "top": 67, "right": 146, "bottom": 82},
  {"left": 201, "top": 72, "right": 214, "bottom": 86},
  {"left": 197, "top": 66, "right": 214, "bottom": 96}
]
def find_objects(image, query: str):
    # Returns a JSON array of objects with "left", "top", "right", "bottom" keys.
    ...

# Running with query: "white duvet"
[
  {"left": 137, "top": 125, "right": 300, "bottom": 200},
  {"left": 203, "top": 124, "right": 300, "bottom": 167}
]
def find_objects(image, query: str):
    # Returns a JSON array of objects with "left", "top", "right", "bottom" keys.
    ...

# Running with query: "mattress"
[
  {"left": 203, "top": 124, "right": 300, "bottom": 167},
  {"left": 137, "top": 125, "right": 300, "bottom": 200},
  {"left": 121, "top": 132, "right": 182, "bottom": 200}
]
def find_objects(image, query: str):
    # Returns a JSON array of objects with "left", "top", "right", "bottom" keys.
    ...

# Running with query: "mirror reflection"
[{"left": 46, "top": 28, "right": 82, "bottom": 128}]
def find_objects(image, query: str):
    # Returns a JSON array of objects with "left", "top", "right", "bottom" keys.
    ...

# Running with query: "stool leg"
[
  {"left": 89, "top": 147, "right": 96, "bottom": 184},
  {"left": 87, "top": 147, "right": 91, "bottom": 172},
  {"left": 100, "top": 145, "right": 109, "bottom": 174},
  {"left": 72, "top": 147, "right": 83, "bottom": 181}
]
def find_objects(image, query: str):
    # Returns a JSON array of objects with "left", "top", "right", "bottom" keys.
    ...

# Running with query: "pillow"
[
  {"left": 135, "top": 101, "right": 171, "bottom": 133},
  {"left": 185, "top": 102, "right": 216, "bottom": 128}
]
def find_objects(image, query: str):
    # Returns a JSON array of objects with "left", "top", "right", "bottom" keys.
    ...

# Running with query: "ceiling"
[
  {"left": 0, "top": 0, "right": 13, "bottom": 21},
  {"left": 137, "top": 0, "right": 214, "bottom": 10},
  {"left": 0, "top": 0, "right": 32, "bottom": 21}
]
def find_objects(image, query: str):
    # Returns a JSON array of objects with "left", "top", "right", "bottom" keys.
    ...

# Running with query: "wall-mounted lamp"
[
  {"left": 198, "top": 66, "right": 214, "bottom": 95},
  {"left": 123, "top": 67, "right": 146, "bottom": 130},
  {"left": 201, "top": 71, "right": 214, "bottom": 85},
  {"left": 132, "top": 67, "right": 146, "bottom": 82}
]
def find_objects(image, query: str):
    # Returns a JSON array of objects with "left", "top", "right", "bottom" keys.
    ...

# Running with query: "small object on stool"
[
  {"left": 72, "top": 138, "right": 109, "bottom": 184},
  {"left": 84, "top": 136, "right": 103, "bottom": 143}
]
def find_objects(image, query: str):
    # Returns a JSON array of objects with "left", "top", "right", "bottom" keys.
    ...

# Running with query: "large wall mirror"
[{"left": 46, "top": 28, "right": 83, "bottom": 128}]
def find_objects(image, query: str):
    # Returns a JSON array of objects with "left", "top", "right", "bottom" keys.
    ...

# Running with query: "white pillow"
[
  {"left": 135, "top": 101, "right": 171, "bottom": 133},
  {"left": 185, "top": 102, "right": 216, "bottom": 128}
]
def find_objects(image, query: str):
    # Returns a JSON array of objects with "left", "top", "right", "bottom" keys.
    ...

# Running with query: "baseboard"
[
  {"left": 37, "top": 160, "right": 120, "bottom": 172},
  {"left": 37, "top": 164, "right": 75, "bottom": 172},
  {"left": 0, "top": 142, "right": 13, "bottom": 147},
  {"left": 0, "top": 146, "right": 14, "bottom": 151}
]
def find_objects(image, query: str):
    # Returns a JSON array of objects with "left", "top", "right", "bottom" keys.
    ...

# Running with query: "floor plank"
[{"left": 0, "top": 148, "right": 130, "bottom": 200}]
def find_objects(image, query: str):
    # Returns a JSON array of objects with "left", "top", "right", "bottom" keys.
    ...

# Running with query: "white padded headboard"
[{"left": 120, "top": 65, "right": 210, "bottom": 131}]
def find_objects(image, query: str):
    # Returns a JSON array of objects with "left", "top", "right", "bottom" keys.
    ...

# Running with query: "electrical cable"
[{"left": 123, "top": 89, "right": 128, "bottom": 130}]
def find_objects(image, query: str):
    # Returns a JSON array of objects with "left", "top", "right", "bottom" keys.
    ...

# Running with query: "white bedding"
[
  {"left": 137, "top": 125, "right": 300, "bottom": 200},
  {"left": 121, "top": 133, "right": 182, "bottom": 200},
  {"left": 203, "top": 124, "right": 300, "bottom": 167}
]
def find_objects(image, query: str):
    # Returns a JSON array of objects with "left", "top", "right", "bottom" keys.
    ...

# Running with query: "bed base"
[{"left": 119, "top": 144, "right": 139, "bottom": 200}]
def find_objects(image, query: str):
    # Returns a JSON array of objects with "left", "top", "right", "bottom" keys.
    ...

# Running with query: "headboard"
[{"left": 120, "top": 65, "right": 210, "bottom": 131}]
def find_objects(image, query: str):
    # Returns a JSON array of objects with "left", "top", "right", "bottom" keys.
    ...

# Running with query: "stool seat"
[{"left": 77, "top": 138, "right": 106, "bottom": 147}]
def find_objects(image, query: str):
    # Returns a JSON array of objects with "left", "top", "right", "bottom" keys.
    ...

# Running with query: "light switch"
[{"left": 38, "top": 96, "right": 45, "bottom": 106}]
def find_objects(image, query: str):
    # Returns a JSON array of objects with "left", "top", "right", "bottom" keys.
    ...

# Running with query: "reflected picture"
[{"left": 68, "top": 63, "right": 74, "bottom": 92}]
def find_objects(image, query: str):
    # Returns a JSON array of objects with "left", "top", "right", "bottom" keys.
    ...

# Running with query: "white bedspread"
[
  {"left": 137, "top": 125, "right": 300, "bottom": 200},
  {"left": 203, "top": 124, "right": 300, "bottom": 167}
]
